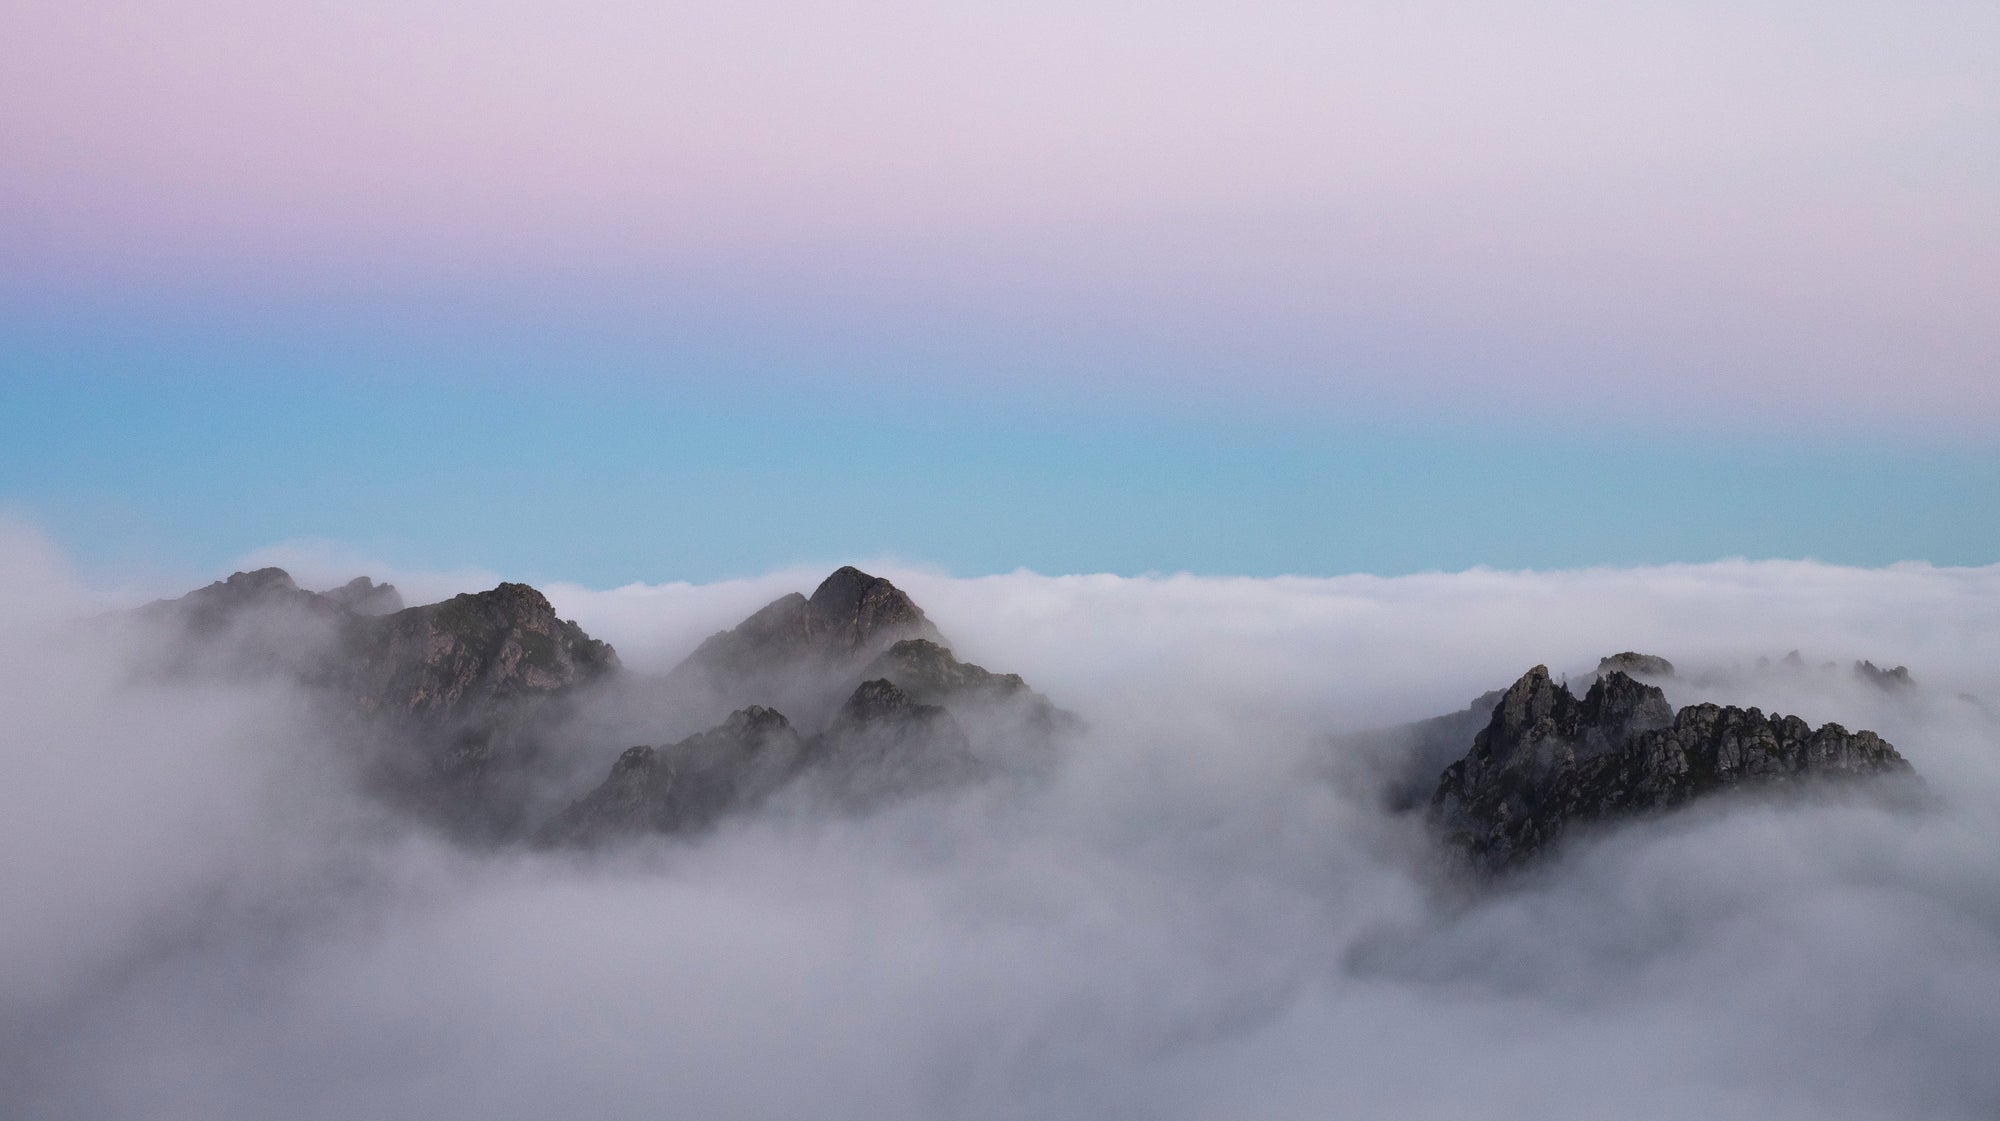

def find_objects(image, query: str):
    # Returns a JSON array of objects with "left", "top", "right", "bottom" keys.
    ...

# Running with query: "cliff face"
[
  {"left": 341, "top": 582, "right": 617, "bottom": 719},
  {"left": 1433, "top": 667, "right": 1912, "bottom": 872},
  {"left": 805, "top": 567, "right": 940, "bottom": 654}
]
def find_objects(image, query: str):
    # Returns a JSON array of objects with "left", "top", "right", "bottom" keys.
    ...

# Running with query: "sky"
[{"left": 3, "top": 0, "right": 1997, "bottom": 584}]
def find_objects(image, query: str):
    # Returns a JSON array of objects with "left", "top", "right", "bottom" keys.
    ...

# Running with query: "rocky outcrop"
[
  {"left": 1433, "top": 667, "right": 1912, "bottom": 872},
  {"left": 341, "top": 582, "right": 617, "bottom": 719},
  {"left": 141, "top": 563, "right": 1036, "bottom": 845},
  {"left": 1854, "top": 660, "right": 1914, "bottom": 691},
  {"left": 539, "top": 572, "right": 1054, "bottom": 847},
  {"left": 1596, "top": 651, "right": 1674, "bottom": 679},
  {"left": 537, "top": 706, "right": 805, "bottom": 846},
  {"left": 805, "top": 567, "right": 940, "bottom": 654},
  {"left": 863, "top": 638, "right": 1027, "bottom": 701},
  {"left": 672, "top": 567, "right": 940, "bottom": 687},
  {"left": 858, "top": 638, "right": 1074, "bottom": 768},
  {"left": 138, "top": 569, "right": 622, "bottom": 835},
  {"left": 152, "top": 567, "right": 332, "bottom": 623},
  {"left": 660, "top": 566, "right": 946, "bottom": 730},
  {"left": 541, "top": 678, "right": 981, "bottom": 845},
  {"left": 329, "top": 583, "right": 621, "bottom": 819},
  {"left": 654, "top": 565, "right": 1075, "bottom": 746},
  {"left": 325, "top": 576, "right": 404, "bottom": 615},
  {"left": 143, "top": 569, "right": 617, "bottom": 717},
  {"left": 800, "top": 679, "right": 981, "bottom": 809}
]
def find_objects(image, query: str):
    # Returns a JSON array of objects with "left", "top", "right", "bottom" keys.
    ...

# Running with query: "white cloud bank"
[{"left": 6, "top": 524, "right": 2000, "bottom": 1120}]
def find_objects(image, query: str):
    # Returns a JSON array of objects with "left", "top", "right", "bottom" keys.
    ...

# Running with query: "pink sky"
[{"left": 5, "top": 0, "right": 1996, "bottom": 422}]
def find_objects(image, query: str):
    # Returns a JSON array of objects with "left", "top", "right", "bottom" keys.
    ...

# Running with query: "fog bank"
[{"left": 5, "top": 528, "right": 1998, "bottom": 1119}]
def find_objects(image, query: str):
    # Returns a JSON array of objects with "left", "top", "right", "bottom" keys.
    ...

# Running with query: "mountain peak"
[
  {"left": 1597, "top": 651, "right": 1675, "bottom": 678},
  {"left": 325, "top": 576, "right": 404, "bottom": 615},
  {"left": 666, "top": 567, "right": 943, "bottom": 723},
  {"left": 223, "top": 566, "right": 299, "bottom": 592},
  {"left": 805, "top": 566, "right": 937, "bottom": 653},
  {"left": 1436, "top": 663, "right": 1910, "bottom": 873}
]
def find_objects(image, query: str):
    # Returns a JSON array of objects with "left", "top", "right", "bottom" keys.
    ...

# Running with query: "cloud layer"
[{"left": 5, "top": 529, "right": 2000, "bottom": 1119}]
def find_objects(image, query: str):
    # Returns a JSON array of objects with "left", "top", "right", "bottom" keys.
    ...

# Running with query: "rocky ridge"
[
  {"left": 139, "top": 568, "right": 623, "bottom": 836},
  {"left": 340, "top": 582, "right": 616, "bottom": 720},
  {"left": 537, "top": 706, "right": 808, "bottom": 846},
  {"left": 1432, "top": 665, "right": 1913, "bottom": 872},
  {"left": 1596, "top": 651, "right": 1674, "bottom": 678},
  {"left": 139, "top": 564, "right": 1049, "bottom": 844},
  {"left": 664, "top": 566, "right": 944, "bottom": 722},
  {"left": 325, "top": 576, "right": 404, "bottom": 615},
  {"left": 548, "top": 571, "right": 1060, "bottom": 845}
]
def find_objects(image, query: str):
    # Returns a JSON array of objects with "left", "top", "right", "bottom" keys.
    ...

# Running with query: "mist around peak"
[{"left": 4, "top": 525, "right": 1999, "bottom": 1121}]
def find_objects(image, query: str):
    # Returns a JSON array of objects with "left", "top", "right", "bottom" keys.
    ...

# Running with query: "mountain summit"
[
  {"left": 671, "top": 566, "right": 941, "bottom": 691},
  {"left": 548, "top": 567, "right": 1061, "bottom": 845},
  {"left": 1432, "top": 667, "right": 1912, "bottom": 872}
]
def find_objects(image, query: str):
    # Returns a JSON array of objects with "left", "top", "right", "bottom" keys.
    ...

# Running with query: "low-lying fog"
[{"left": 6, "top": 522, "right": 1999, "bottom": 1120}]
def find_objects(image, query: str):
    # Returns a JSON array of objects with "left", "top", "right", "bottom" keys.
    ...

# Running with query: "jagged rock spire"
[{"left": 1435, "top": 667, "right": 1910, "bottom": 873}]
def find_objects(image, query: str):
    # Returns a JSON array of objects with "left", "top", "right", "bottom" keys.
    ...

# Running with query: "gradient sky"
[{"left": 3, "top": 1, "right": 1996, "bottom": 584}]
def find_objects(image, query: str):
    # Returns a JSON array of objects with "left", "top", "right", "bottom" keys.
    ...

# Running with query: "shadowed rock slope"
[
  {"left": 340, "top": 582, "right": 616, "bottom": 721},
  {"left": 802, "top": 678, "right": 981, "bottom": 809},
  {"left": 542, "top": 678, "right": 981, "bottom": 845},
  {"left": 663, "top": 565, "right": 943, "bottom": 725},
  {"left": 660, "top": 565, "right": 1065, "bottom": 757},
  {"left": 138, "top": 568, "right": 620, "bottom": 836},
  {"left": 545, "top": 569, "right": 1063, "bottom": 846},
  {"left": 139, "top": 565, "right": 1052, "bottom": 847},
  {"left": 138, "top": 569, "right": 617, "bottom": 717},
  {"left": 1432, "top": 667, "right": 1913, "bottom": 873},
  {"left": 537, "top": 706, "right": 808, "bottom": 845}
]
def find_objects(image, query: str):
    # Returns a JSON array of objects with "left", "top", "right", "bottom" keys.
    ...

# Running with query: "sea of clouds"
[{"left": 5, "top": 521, "right": 1999, "bottom": 1120}]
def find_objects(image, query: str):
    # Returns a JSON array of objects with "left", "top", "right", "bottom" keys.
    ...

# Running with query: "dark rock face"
[
  {"left": 803, "top": 679, "right": 981, "bottom": 809},
  {"left": 677, "top": 593, "right": 813, "bottom": 683},
  {"left": 675, "top": 567, "right": 940, "bottom": 684},
  {"left": 329, "top": 584, "right": 620, "bottom": 819},
  {"left": 1433, "top": 667, "right": 1911, "bottom": 872},
  {"left": 141, "top": 570, "right": 617, "bottom": 710},
  {"left": 1596, "top": 651, "right": 1675, "bottom": 679},
  {"left": 544, "top": 679, "right": 981, "bottom": 845},
  {"left": 134, "top": 568, "right": 346, "bottom": 677},
  {"left": 806, "top": 567, "right": 939, "bottom": 654},
  {"left": 1855, "top": 660, "right": 1914, "bottom": 690},
  {"left": 342, "top": 583, "right": 617, "bottom": 719},
  {"left": 859, "top": 638, "right": 1075, "bottom": 780},
  {"left": 164, "top": 567, "right": 327, "bottom": 620},
  {"left": 140, "top": 563, "right": 1036, "bottom": 846},
  {"left": 862, "top": 639, "right": 1029, "bottom": 704},
  {"left": 663, "top": 567, "right": 945, "bottom": 730},
  {"left": 138, "top": 569, "right": 621, "bottom": 836},
  {"left": 325, "top": 576, "right": 404, "bottom": 615},
  {"left": 537, "top": 707, "right": 805, "bottom": 846}
]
